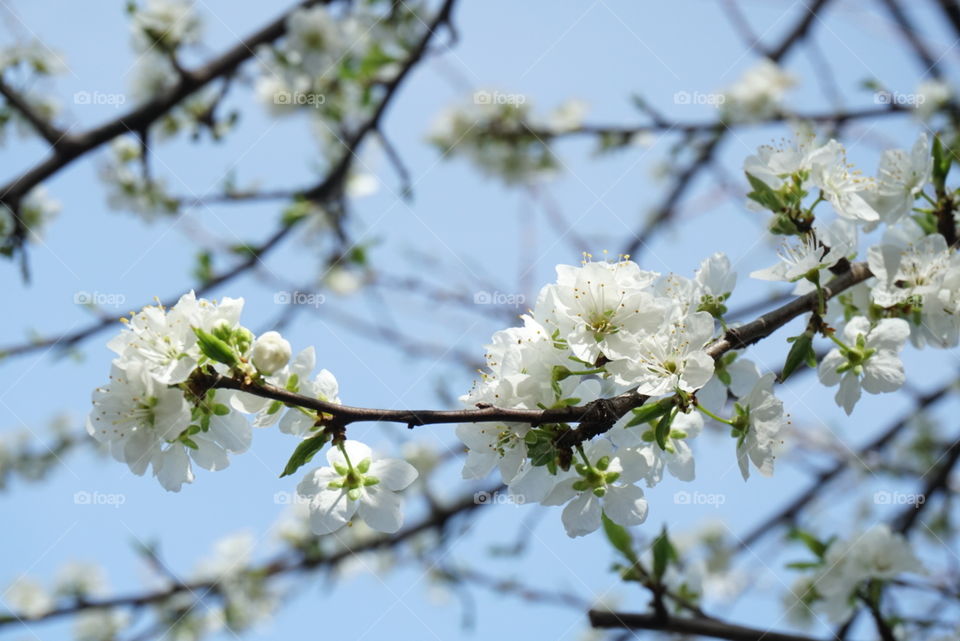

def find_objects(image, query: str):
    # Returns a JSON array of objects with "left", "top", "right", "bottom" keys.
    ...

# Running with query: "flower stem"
[
  {"left": 338, "top": 442, "right": 355, "bottom": 472},
  {"left": 575, "top": 443, "right": 592, "bottom": 470},
  {"left": 696, "top": 404, "right": 735, "bottom": 426},
  {"left": 827, "top": 332, "right": 852, "bottom": 352}
]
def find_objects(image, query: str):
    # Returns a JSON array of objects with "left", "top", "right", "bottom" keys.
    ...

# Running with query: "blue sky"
[{"left": 2, "top": 1, "right": 958, "bottom": 640}]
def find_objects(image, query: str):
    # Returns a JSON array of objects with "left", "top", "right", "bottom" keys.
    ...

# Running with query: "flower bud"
[{"left": 251, "top": 331, "right": 291, "bottom": 374}]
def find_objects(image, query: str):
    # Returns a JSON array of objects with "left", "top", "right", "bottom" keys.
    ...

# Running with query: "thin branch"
[
  {"left": 204, "top": 263, "right": 874, "bottom": 443},
  {"left": 878, "top": 0, "right": 943, "bottom": 78},
  {"left": 622, "top": 0, "right": 833, "bottom": 258},
  {"left": 0, "top": 0, "right": 459, "bottom": 362},
  {"left": 0, "top": 484, "right": 497, "bottom": 628},
  {"left": 0, "top": 76, "right": 69, "bottom": 148},
  {"left": 892, "top": 430, "right": 960, "bottom": 534},
  {"left": 736, "top": 381, "right": 956, "bottom": 550},
  {"left": 587, "top": 609, "right": 824, "bottom": 641},
  {"left": 0, "top": 0, "right": 330, "bottom": 205}
]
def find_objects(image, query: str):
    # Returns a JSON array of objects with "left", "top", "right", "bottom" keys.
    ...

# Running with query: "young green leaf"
[
  {"left": 651, "top": 526, "right": 678, "bottom": 582},
  {"left": 626, "top": 398, "right": 674, "bottom": 427},
  {"left": 781, "top": 331, "right": 815, "bottom": 382},
  {"left": 192, "top": 327, "right": 238, "bottom": 367},
  {"left": 280, "top": 432, "right": 330, "bottom": 478},
  {"left": 602, "top": 513, "right": 638, "bottom": 563},
  {"left": 654, "top": 409, "right": 676, "bottom": 450}
]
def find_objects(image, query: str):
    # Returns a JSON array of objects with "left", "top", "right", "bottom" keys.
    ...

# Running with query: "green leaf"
[
  {"left": 781, "top": 331, "right": 815, "bottom": 382},
  {"left": 745, "top": 172, "right": 784, "bottom": 212},
  {"left": 651, "top": 526, "right": 678, "bottom": 582},
  {"left": 192, "top": 327, "right": 238, "bottom": 367},
  {"left": 281, "top": 199, "right": 314, "bottom": 226},
  {"left": 601, "top": 513, "right": 637, "bottom": 563},
  {"left": 932, "top": 135, "right": 951, "bottom": 194},
  {"left": 229, "top": 243, "right": 260, "bottom": 259},
  {"left": 625, "top": 398, "right": 674, "bottom": 427},
  {"left": 193, "top": 251, "right": 213, "bottom": 285},
  {"left": 788, "top": 528, "right": 828, "bottom": 559},
  {"left": 280, "top": 432, "right": 330, "bottom": 478},
  {"left": 654, "top": 409, "right": 675, "bottom": 450}
]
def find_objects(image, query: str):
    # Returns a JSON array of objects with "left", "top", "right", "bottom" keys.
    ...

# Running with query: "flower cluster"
[
  {"left": 746, "top": 129, "right": 960, "bottom": 412},
  {"left": 86, "top": 121, "right": 960, "bottom": 544},
  {"left": 720, "top": 58, "right": 796, "bottom": 122},
  {"left": 785, "top": 525, "right": 922, "bottom": 623},
  {"left": 86, "top": 292, "right": 423, "bottom": 536},
  {"left": 126, "top": 0, "right": 202, "bottom": 102},
  {"left": 254, "top": 3, "right": 427, "bottom": 140},
  {"left": 428, "top": 93, "right": 591, "bottom": 183},
  {"left": 99, "top": 137, "right": 179, "bottom": 219},
  {"left": 0, "top": 185, "right": 60, "bottom": 250},
  {"left": 87, "top": 292, "right": 256, "bottom": 492},
  {"left": 457, "top": 253, "right": 789, "bottom": 537}
]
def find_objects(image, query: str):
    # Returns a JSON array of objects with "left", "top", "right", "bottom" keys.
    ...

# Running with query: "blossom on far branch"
[{"left": 787, "top": 524, "right": 923, "bottom": 623}]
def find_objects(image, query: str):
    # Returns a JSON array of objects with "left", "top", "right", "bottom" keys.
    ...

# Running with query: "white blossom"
[
  {"left": 750, "top": 218, "right": 856, "bottom": 283},
  {"left": 721, "top": 59, "right": 795, "bottom": 121},
  {"left": 4, "top": 577, "right": 53, "bottom": 619},
  {"left": 606, "top": 311, "right": 715, "bottom": 396},
  {"left": 807, "top": 140, "right": 879, "bottom": 223},
  {"left": 814, "top": 525, "right": 922, "bottom": 622},
  {"left": 732, "top": 372, "right": 787, "bottom": 479},
  {"left": 131, "top": 0, "right": 202, "bottom": 52},
  {"left": 818, "top": 317, "right": 910, "bottom": 414},
  {"left": 541, "top": 439, "right": 649, "bottom": 538},
  {"left": 73, "top": 609, "right": 130, "bottom": 641},
  {"left": 535, "top": 258, "right": 662, "bottom": 364},
  {"left": 866, "top": 134, "right": 932, "bottom": 225},
  {"left": 297, "top": 440, "right": 418, "bottom": 534},
  {"left": 251, "top": 330, "right": 291, "bottom": 375}
]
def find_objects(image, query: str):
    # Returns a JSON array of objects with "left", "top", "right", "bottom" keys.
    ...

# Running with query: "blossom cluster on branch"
[{"left": 84, "top": 124, "right": 960, "bottom": 551}]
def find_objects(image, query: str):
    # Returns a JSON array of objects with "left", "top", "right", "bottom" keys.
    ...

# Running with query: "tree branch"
[
  {"left": 0, "top": 77, "right": 69, "bottom": 149},
  {"left": 0, "top": 0, "right": 330, "bottom": 206},
  {"left": 587, "top": 609, "right": 824, "bottom": 641},
  {"left": 0, "top": 483, "right": 497, "bottom": 628},
  {"left": 204, "top": 262, "right": 874, "bottom": 443}
]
